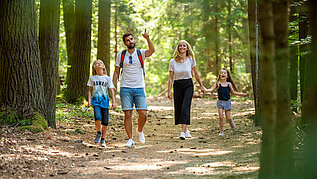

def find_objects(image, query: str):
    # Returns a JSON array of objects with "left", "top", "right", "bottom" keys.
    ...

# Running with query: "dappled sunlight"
[
  {"left": 158, "top": 148, "right": 233, "bottom": 156},
  {"left": 148, "top": 105, "right": 173, "bottom": 111},
  {"left": 0, "top": 154, "right": 49, "bottom": 161},
  {"left": 22, "top": 145, "right": 74, "bottom": 157},
  {"left": 201, "top": 161, "right": 235, "bottom": 167}
]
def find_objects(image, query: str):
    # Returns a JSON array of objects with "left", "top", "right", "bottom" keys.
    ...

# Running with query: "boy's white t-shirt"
[
  {"left": 168, "top": 57, "right": 196, "bottom": 80},
  {"left": 87, "top": 75, "right": 115, "bottom": 108},
  {"left": 115, "top": 49, "right": 146, "bottom": 88}
]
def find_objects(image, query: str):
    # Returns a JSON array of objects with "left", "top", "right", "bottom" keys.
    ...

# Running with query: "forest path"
[{"left": 0, "top": 97, "right": 260, "bottom": 178}]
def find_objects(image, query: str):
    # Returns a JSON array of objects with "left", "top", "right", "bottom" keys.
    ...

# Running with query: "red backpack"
[{"left": 119, "top": 49, "right": 145, "bottom": 79}]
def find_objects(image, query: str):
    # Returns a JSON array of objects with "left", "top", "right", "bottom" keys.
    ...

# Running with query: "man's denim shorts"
[
  {"left": 216, "top": 100, "right": 231, "bottom": 110},
  {"left": 93, "top": 106, "right": 109, "bottom": 126},
  {"left": 120, "top": 87, "right": 147, "bottom": 111}
]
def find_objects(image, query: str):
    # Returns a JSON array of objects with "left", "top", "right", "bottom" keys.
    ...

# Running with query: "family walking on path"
[{"left": 88, "top": 29, "right": 246, "bottom": 148}]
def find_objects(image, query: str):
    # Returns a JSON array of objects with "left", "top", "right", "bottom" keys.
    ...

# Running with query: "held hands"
[
  {"left": 142, "top": 28, "right": 149, "bottom": 39},
  {"left": 88, "top": 101, "right": 92, "bottom": 107},
  {"left": 201, "top": 86, "right": 207, "bottom": 93},
  {"left": 240, "top": 93, "right": 247, "bottom": 97}
]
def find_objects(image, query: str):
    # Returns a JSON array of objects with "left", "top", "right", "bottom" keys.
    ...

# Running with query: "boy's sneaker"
[
  {"left": 218, "top": 131, "right": 225, "bottom": 136},
  {"left": 94, "top": 132, "right": 101, "bottom": 143},
  {"left": 180, "top": 132, "right": 185, "bottom": 140},
  {"left": 125, "top": 139, "right": 135, "bottom": 148},
  {"left": 100, "top": 139, "right": 106, "bottom": 147},
  {"left": 185, "top": 130, "right": 192, "bottom": 138},
  {"left": 136, "top": 128, "right": 145, "bottom": 143}
]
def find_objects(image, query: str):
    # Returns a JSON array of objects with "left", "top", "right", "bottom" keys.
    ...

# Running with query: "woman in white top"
[{"left": 168, "top": 40, "right": 207, "bottom": 140}]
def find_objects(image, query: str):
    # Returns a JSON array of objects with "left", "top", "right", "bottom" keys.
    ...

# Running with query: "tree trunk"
[
  {"left": 273, "top": 0, "right": 295, "bottom": 177},
  {"left": 298, "top": 3, "right": 308, "bottom": 120},
  {"left": 289, "top": 0, "right": 299, "bottom": 112},
  {"left": 248, "top": 0, "right": 262, "bottom": 125},
  {"left": 214, "top": 2, "right": 220, "bottom": 76},
  {"left": 39, "top": 0, "right": 60, "bottom": 128},
  {"left": 258, "top": 0, "right": 277, "bottom": 178},
  {"left": 0, "top": 0, "right": 46, "bottom": 119},
  {"left": 228, "top": 0, "right": 233, "bottom": 73},
  {"left": 65, "top": 0, "right": 92, "bottom": 103},
  {"left": 114, "top": 0, "right": 118, "bottom": 62},
  {"left": 303, "top": 0, "right": 317, "bottom": 178},
  {"left": 62, "top": 0, "right": 75, "bottom": 85},
  {"left": 97, "top": 0, "right": 111, "bottom": 76}
]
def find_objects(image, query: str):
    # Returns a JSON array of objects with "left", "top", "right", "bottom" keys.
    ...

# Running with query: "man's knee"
[
  {"left": 124, "top": 110, "right": 133, "bottom": 120},
  {"left": 137, "top": 110, "right": 147, "bottom": 119}
]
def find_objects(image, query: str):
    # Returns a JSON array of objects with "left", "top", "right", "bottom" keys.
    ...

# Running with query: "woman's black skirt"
[{"left": 173, "top": 78, "right": 194, "bottom": 125}]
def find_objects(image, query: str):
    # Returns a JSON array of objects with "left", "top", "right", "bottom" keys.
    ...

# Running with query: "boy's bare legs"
[
  {"left": 95, "top": 120, "right": 101, "bottom": 132},
  {"left": 101, "top": 125, "right": 107, "bottom": 139},
  {"left": 137, "top": 110, "right": 147, "bottom": 132},
  {"left": 181, "top": 124, "right": 187, "bottom": 132},
  {"left": 218, "top": 108, "right": 224, "bottom": 133},
  {"left": 225, "top": 110, "right": 235, "bottom": 129},
  {"left": 124, "top": 110, "right": 133, "bottom": 139}
]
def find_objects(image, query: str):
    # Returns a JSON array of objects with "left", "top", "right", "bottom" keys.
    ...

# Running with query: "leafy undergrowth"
[{"left": 0, "top": 97, "right": 260, "bottom": 178}]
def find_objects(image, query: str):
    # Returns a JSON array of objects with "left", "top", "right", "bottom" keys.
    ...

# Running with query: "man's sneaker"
[
  {"left": 125, "top": 139, "right": 135, "bottom": 148},
  {"left": 185, "top": 130, "right": 192, "bottom": 138},
  {"left": 94, "top": 132, "right": 101, "bottom": 143},
  {"left": 218, "top": 131, "right": 225, "bottom": 136},
  {"left": 136, "top": 128, "right": 145, "bottom": 143},
  {"left": 100, "top": 139, "right": 106, "bottom": 147},
  {"left": 180, "top": 132, "right": 185, "bottom": 140}
]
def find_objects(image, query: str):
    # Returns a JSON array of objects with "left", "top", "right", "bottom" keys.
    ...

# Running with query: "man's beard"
[{"left": 127, "top": 43, "right": 135, "bottom": 49}]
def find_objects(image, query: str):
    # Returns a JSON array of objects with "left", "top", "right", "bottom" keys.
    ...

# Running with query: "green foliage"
[
  {"left": 20, "top": 112, "right": 48, "bottom": 133},
  {"left": 74, "top": 128, "right": 84, "bottom": 134},
  {"left": 0, "top": 108, "right": 18, "bottom": 125}
]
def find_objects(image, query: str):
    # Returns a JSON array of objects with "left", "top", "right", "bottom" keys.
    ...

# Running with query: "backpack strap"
[
  {"left": 136, "top": 49, "right": 145, "bottom": 76},
  {"left": 118, "top": 50, "right": 127, "bottom": 79}
]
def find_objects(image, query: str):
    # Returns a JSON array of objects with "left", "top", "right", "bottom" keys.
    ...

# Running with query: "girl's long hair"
[
  {"left": 217, "top": 68, "right": 237, "bottom": 91},
  {"left": 92, "top": 60, "right": 107, "bottom": 75},
  {"left": 173, "top": 40, "right": 195, "bottom": 62}
]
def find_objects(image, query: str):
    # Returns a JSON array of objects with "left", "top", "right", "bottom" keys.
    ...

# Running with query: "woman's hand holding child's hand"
[{"left": 240, "top": 93, "right": 247, "bottom": 97}]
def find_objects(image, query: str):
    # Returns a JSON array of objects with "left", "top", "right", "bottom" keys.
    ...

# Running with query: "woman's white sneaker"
[
  {"left": 180, "top": 132, "right": 185, "bottom": 140},
  {"left": 185, "top": 130, "right": 192, "bottom": 138}
]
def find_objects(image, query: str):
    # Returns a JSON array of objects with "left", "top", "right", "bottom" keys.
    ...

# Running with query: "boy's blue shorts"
[{"left": 93, "top": 106, "right": 109, "bottom": 126}]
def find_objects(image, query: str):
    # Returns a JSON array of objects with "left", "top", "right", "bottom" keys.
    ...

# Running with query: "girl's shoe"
[
  {"left": 218, "top": 131, "right": 224, "bottom": 136},
  {"left": 185, "top": 130, "right": 192, "bottom": 138},
  {"left": 94, "top": 133, "right": 101, "bottom": 143}
]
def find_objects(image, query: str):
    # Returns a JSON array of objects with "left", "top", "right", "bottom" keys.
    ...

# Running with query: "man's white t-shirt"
[
  {"left": 168, "top": 57, "right": 196, "bottom": 80},
  {"left": 115, "top": 49, "right": 146, "bottom": 88}
]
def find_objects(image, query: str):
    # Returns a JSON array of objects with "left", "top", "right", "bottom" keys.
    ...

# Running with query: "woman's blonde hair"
[
  {"left": 173, "top": 40, "right": 195, "bottom": 61},
  {"left": 92, "top": 60, "right": 107, "bottom": 75}
]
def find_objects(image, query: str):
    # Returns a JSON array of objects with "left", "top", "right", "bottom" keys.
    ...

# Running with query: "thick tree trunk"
[
  {"left": 97, "top": 0, "right": 111, "bottom": 76},
  {"left": 63, "top": 0, "right": 75, "bottom": 85},
  {"left": 258, "top": 0, "right": 277, "bottom": 178},
  {"left": 65, "top": 0, "right": 92, "bottom": 102},
  {"left": 0, "top": 0, "right": 46, "bottom": 119},
  {"left": 39, "top": 0, "right": 60, "bottom": 128},
  {"left": 303, "top": 0, "right": 317, "bottom": 178},
  {"left": 114, "top": 0, "right": 118, "bottom": 62},
  {"left": 273, "top": 0, "right": 295, "bottom": 177}
]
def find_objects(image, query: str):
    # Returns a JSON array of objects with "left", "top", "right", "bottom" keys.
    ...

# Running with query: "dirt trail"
[{"left": 0, "top": 97, "right": 260, "bottom": 178}]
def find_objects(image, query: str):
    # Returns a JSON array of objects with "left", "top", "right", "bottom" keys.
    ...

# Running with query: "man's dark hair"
[{"left": 122, "top": 33, "right": 133, "bottom": 43}]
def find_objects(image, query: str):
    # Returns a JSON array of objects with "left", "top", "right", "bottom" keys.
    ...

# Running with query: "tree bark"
[
  {"left": 258, "top": 0, "right": 277, "bottom": 178},
  {"left": 65, "top": 0, "right": 92, "bottom": 103},
  {"left": 0, "top": 0, "right": 46, "bottom": 119},
  {"left": 214, "top": 2, "right": 220, "bottom": 76},
  {"left": 289, "top": 0, "right": 299, "bottom": 112},
  {"left": 97, "top": 0, "right": 111, "bottom": 76},
  {"left": 39, "top": 0, "right": 60, "bottom": 128},
  {"left": 273, "top": 0, "right": 295, "bottom": 177},
  {"left": 303, "top": 0, "right": 317, "bottom": 178},
  {"left": 228, "top": 0, "right": 233, "bottom": 73},
  {"left": 62, "top": 0, "right": 75, "bottom": 85}
]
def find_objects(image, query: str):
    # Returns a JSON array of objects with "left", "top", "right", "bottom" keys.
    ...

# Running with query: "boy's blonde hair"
[
  {"left": 173, "top": 40, "right": 195, "bottom": 61},
  {"left": 92, "top": 60, "right": 107, "bottom": 75}
]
